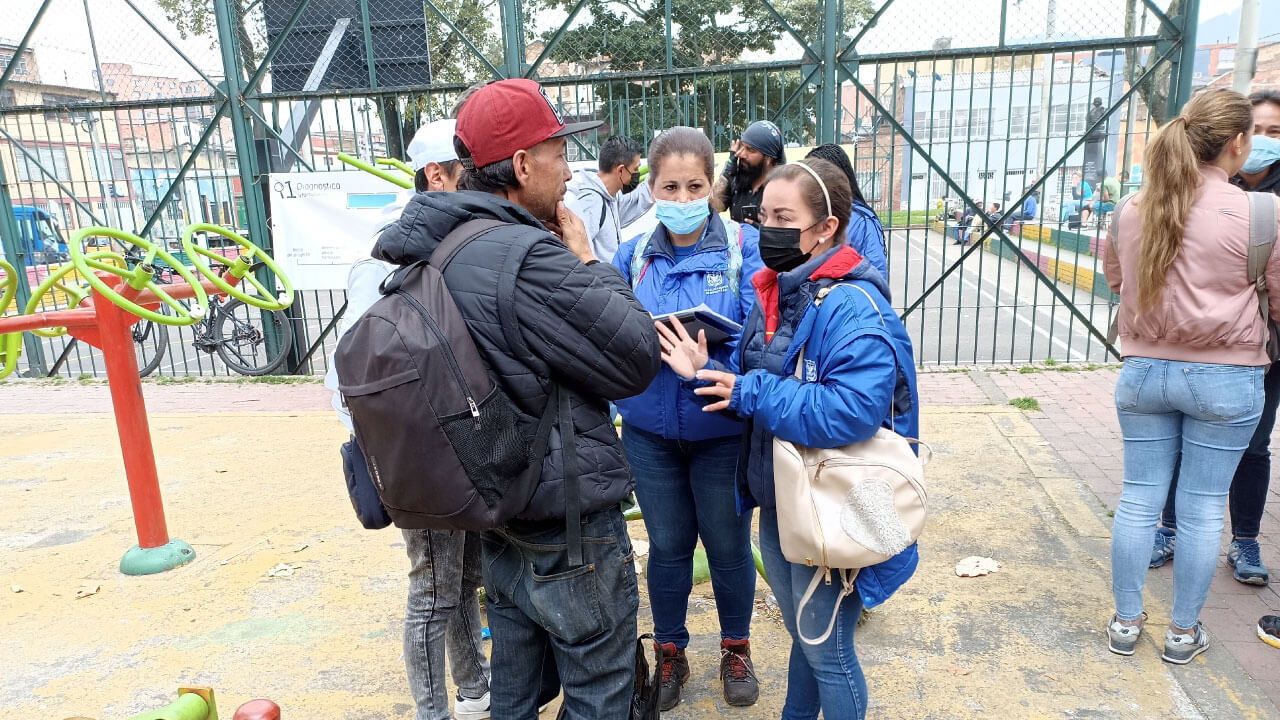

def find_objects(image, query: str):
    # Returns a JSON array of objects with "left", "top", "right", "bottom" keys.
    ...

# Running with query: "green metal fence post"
[
  {"left": 818, "top": 0, "right": 840, "bottom": 143},
  {"left": 0, "top": 165, "right": 46, "bottom": 375},
  {"left": 1169, "top": 0, "right": 1200, "bottom": 116},
  {"left": 499, "top": 0, "right": 524, "bottom": 79},
  {"left": 214, "top": 0, "right": 269, "bottom": 253}
]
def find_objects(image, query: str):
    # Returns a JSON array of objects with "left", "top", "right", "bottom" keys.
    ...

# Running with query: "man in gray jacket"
[{"left": 565, "top": 135, "right": 653, "bottom": 262}]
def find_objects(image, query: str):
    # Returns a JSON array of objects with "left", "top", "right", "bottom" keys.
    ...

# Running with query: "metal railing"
[{"left": 0, "top": 0, "right": 1198, "bottom": 375}]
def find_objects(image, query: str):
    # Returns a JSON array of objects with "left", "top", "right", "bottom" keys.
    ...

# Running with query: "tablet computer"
[{"left": 653, "top": 304, "right": 743, "bottom": 345}]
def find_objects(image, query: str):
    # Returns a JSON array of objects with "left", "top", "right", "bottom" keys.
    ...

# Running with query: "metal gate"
[{"left": 0, "top": 0, "right": 1199, "bottom": 376}]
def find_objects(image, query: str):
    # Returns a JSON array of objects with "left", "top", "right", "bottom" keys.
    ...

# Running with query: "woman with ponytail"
[{"left": 1102, "top": 89, "right": 1280, "bottom": 665}]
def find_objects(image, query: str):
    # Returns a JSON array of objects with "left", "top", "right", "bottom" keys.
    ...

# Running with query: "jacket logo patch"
[
  {"left": 705, "top": 271, "right": 728, "bottom": 294},
  {"left": 804, "top": 359, "right": 818, "bottom": 382}
]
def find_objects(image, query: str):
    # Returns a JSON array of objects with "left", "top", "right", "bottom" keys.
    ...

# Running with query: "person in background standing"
[
  {"left": 1102, "top": 88, "right": 1279, "bottom": 665},
  {"left": 805, "top": 143, "right": 890, "bottom": 286},
  {"left": 712, "top": 120, "right": 786, "bottom": 224},
  {"left": 566, "top": 135, "right": 654, "bottom": 261}
]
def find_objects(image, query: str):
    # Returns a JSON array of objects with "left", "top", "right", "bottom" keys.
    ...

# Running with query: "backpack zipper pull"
[{"left": 468, "top": 396, "right": 480, "bottom": 423}]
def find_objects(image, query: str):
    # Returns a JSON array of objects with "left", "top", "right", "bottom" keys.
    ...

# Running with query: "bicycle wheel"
[
  {"left": 213, "top": 298, "right": 292, "bottom": 376},
  {"left": 132, "top": 319, "right": 169, "bottom": 377}
]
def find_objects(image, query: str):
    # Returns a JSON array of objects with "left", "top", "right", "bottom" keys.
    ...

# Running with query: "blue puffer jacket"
[
  {"left": 612, "top": 214, "right": 764, "bottom": 441},
  {"left": 846, "top": 202, "right": 890, "bottom": 291},
  {"left": 720, "top": 242, "right": 920, "bottom": 609}
]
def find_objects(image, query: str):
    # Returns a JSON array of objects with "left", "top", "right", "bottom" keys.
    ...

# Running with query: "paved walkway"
[{"left": 0, "top": 375, "right": 1277, "bottom": 718}]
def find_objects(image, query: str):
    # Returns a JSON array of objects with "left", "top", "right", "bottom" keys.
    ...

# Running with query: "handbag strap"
[{"left": 796, "top": 566, "right": 859, "bottom": 645}]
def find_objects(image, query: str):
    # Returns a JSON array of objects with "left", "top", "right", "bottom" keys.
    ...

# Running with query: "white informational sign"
[{"left": 268, "top": 171, "right": 406, "bottom": 290}]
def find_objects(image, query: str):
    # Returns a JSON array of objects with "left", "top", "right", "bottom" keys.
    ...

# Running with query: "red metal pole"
[{"left": 94, "top": 285, "right": 170, "bottom": 549}]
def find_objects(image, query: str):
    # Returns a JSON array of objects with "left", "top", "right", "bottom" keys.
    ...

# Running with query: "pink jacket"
[{"left": 1103, "top": 165, "right": 1280, "bottom": 367}]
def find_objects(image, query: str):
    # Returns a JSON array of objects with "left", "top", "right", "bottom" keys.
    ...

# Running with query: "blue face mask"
[
  {"left": 1243, "top": 134, "right": 1280, "bottom": 175},
  {"left": 655, "top": 196, "right": 710, "bottom": 234}
]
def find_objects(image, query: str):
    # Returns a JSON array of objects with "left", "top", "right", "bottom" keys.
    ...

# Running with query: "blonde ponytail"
[{"left": 1135, "top": 90, "right": 1252, "bottom": 312}]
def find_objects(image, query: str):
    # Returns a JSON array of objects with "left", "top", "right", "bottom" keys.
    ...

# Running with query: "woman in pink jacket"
[{"left": 1103, "top": 88, "right": 1280, "bottom": 665}]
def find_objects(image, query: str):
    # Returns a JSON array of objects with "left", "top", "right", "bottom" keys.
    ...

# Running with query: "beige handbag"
[{"left": 772, "top": 283, "right": 930, "bottom": 645}]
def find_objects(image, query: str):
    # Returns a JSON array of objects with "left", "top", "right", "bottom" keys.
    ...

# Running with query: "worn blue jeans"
[
  {"left": 1158, "top": 361, "right": 1280, "bottom": 539},
  {"left": 621, "top": 425, "right": 756, "bottom": 647},
  {"left": 1111, "top": 358, "right": 1264, "bottom": 629},
  {"left": 759, "top": 509, "right": 867, "bottom": 720},
  {"left": 482, "top": 508, "right": 638, "bottom": 720},
  {"left": 402, "top": 529, "right": 489, "bottom": 720}
]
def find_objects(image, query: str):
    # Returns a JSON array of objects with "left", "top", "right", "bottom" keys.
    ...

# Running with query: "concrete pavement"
[{"left": 0, "top": 376, "right": 1277, "bottom": 718}]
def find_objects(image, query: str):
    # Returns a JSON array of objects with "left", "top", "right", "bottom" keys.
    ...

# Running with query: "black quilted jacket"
[{"left": 372, "top": 190, "right": 661, "bottom": 522}]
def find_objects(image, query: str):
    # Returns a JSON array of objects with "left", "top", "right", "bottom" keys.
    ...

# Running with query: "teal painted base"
[{"left": 120, "top": 539, "right": 195, "bottom": 575}]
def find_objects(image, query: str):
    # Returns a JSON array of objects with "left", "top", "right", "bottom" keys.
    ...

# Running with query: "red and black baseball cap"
[{"left": 454, "top": 79, "right": 603, "bottom": 169}]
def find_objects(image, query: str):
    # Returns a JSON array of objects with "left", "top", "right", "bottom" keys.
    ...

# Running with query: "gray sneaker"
[
  {"left": 1162, "top": 623, "right": 1210, "bottom": 665},
  {"left": 1108, "top": 614, "right": 1145, "bottom": 656}
]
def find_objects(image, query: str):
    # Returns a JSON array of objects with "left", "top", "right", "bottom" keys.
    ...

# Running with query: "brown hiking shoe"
[
  {"left": 719, "top": 639, "right": 759, "bottom": 706},
  {"left": 657, "top": 642, "right": 690, "bottom": 711}
]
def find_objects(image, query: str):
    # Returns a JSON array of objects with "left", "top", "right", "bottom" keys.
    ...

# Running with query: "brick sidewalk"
[{"left": 920, "top": 366, "right": 1280, "bottom": 707}]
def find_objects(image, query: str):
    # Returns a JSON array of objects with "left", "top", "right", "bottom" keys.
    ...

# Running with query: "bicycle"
[{"left": 45, "top": 249, "right": 293, "bottom": 377}]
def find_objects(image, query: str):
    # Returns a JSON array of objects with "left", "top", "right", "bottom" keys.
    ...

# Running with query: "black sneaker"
[
  {"left": 657, "top": 642, "right": 689, "bottom": 711},
  {"left": 1260, "top": 616, "right": 1280, "bottom": 650},
  {"left": 719, "top": 639, "right": 760, "bottom": 707}
]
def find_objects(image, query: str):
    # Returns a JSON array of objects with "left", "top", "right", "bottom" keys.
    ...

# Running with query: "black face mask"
[
  {"left": 758, "top": 224, "right": 816, "bottom": 273},
  {"left": 622, "top": 168, "right": 641, "bottom": 194}
]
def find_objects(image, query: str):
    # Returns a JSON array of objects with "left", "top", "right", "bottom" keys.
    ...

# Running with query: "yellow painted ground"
[{"left": 1, "top": 403, "right": 1276, "bottom": 718}]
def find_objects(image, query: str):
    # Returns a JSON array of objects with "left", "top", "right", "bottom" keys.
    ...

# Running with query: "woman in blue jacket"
[
  {"left": 611, "top": 126, "right": 765, "bottom": 711},
  {"left": 805, "top": 143, "right": 889, "bottom": 287},
  {"left": 658, "top": 157, "right": 920, "bottom": 720}
]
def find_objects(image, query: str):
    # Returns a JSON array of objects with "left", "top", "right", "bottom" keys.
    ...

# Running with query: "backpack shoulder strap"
[
  {"left": 629, "top": 227, "right": 658, "bottom": 291},
  {"left": 1247, "top": 191, "right": 1279, "bottom": 321},
  {"left": 1109, "top": 192, "right": 1137, "bottom": 257},
  {"left": 722, "top": 219, "right": 745, "bottom": 297},
  {"left": 430, "top": 219, "right": 508, "bottom": 271},
  {"left": 381, "top": 219, "right": 507, "bottom": 295}
]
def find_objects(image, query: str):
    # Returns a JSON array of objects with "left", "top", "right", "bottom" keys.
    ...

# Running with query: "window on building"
[
  {"left": 91, "top": 148, "right": 127, "bottom": 180},
  {"left": 952, "top": 109, "right": 969, "bottom": 140},
  {"left": 15, "top": 144, "right": 71, "bottom": 182},
  {"left": 1050, "top": 104, "right": 1070, "bottom": 135},
  {"left": 912, "top": 110, "right": 930, "bottom": 138},
  {"left": 971, "top": 108, "right": 990, "bottom": 139},
  {"left": 42, "top": 92, "right": 90, "bottom": 122},
  {"left": 1011, "top": 106, "right": 1044, "bottom": 137},
  {"left": 0, "top": 52, "right": 29, "bottom": 77},
  {"left": 1068, "top": 102, "right": 1088, "bottom": 135},
  {"left": 0, "top": 89, "right": 13, "bottom": 108},
  {"left": 932, "top": 110, "right": 951, "bottom": 141},
  {"left": 929, "top": 172, "right": 950, "bottom": 201}
]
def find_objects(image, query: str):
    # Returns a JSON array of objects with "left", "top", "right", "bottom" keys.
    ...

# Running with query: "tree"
[
  {"left": 156, "top": 0, "right": 259, "bottom": 78},
  {"left": 523, "top": 0, "right": 874, "bottom": 149}
]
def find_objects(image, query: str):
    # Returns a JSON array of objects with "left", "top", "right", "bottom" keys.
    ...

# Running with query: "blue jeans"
[
  {"left": 403, "top": 529, "right": 489, "bottom": 720},
  {"left": 1111, "top": 358, "right": 1264, "bottom": 629},
  {"left": 759, "top": 509, "right": 867, "bottom": 720},
  {"left": 621, "top": 425, "right": 756, "bottom": 647},
  {"left": 481, "top": 508, "right": 638, "bottom": 720},
  {"left": 1159, "top": 361, "right": 1280, "bottom": 539}
]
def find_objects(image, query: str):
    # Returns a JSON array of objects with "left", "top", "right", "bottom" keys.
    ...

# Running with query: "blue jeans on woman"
[
  {"left": 1111, "top": 358, "right": 1264, "bottom": 629},
  {"left": 759, "top": 508, "right": 867, "bottom": 720},
  {"left": 621, "top": 425, "right": 756, "bottom": 647}
]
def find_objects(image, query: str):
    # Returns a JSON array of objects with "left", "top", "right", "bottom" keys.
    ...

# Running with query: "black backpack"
[{"left": 335, "top": 220, "right": 557, "bottom": 530}]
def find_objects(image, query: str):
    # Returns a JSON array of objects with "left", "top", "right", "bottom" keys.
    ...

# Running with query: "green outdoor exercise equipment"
[
  {"left": 180, "top": 224, "right": 294, "bottom": 312},
  {"left": 0, "top": 259, "right": 19, "bottom": 380},
  {"left": 68, "top": 228, "right": 208, "bottom": 327},
  {"left": 337, "top": 152, "right": 413, "bottom": 189},
  {"left": 24, "top": 254, "right": 109, "bottom": 337},
  {"left": 377, "top": 156, "right": 415, "bottom": 176}
]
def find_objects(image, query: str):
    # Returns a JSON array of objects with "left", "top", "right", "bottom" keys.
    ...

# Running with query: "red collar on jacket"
[{"left": 751, "top": 245, "right": 865, "bottom": 341}]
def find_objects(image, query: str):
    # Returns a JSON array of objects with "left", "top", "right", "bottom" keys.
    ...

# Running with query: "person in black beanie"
[{"left": 711, "top": 120, "right": 786, "bottom": 224}]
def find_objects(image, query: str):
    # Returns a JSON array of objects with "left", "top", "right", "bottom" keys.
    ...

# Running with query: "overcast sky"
[{"left": 0, "top": 0, "right": 1256, "bottom": 89}]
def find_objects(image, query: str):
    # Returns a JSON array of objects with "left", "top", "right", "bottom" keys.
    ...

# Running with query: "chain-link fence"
[{"left": 1, "top": 0, "right": 1197, "bottom": 376}]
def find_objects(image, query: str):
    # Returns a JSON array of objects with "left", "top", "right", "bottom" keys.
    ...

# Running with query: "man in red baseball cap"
[{"left": 371, "top": 78, "right": 661, "bottom": 720}]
